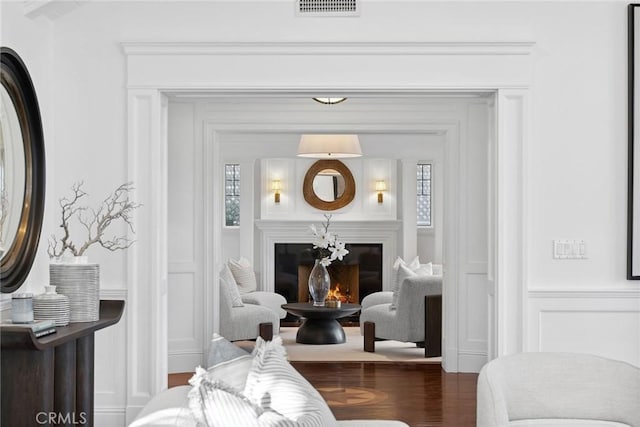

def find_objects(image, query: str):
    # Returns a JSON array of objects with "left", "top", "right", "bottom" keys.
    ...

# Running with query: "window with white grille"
[
  {"left": 417, "top": 163, "right": 432, "bottom": 227},
  {"left": 225, "top": 164, "right": 240, "bottom": 227}
]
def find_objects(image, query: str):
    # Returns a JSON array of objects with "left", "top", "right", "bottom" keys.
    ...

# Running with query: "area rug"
[{"left": 280, "top": 326, "right": 441, "bottom": 364}]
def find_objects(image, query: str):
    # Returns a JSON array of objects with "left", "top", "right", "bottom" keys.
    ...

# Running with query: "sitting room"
[{"left": 1, "top": 1, "right": 639, "bottom": 426}]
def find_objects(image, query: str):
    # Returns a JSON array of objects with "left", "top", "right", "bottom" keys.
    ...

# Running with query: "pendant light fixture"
[
  {"left": 312, "top": 97, "right": 347, "bottom": 105},
  {"left": 297, "top": 134, "right": 362, "bottom": 158}
]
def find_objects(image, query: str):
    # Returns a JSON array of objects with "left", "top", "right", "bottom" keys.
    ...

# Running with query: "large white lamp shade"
[{"left": 297, "top": 134, "right": 362, "bottom": 158}]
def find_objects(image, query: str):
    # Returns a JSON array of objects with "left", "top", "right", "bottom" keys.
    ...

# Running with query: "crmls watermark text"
[{"left": 36, "top": 412, "right": 87, "bottom": 425}]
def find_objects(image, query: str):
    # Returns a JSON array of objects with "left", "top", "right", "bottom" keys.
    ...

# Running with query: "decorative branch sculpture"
[{"left": 48, "top": 182, "right": 141, "bottom": 259}]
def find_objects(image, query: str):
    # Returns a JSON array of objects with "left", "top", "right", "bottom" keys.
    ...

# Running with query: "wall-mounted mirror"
[
  {"left": 0, "top": 47, "right": 46, "bottom": 293},
  {"left": 303, "top": 160, "right": 355, "bottom": 211}
]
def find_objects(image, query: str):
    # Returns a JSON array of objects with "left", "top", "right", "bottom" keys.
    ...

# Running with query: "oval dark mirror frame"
[
  {"left": 303, "top": 160, "right": 355, "bottom": 211},
  {"left": 0, "top": 47, "right": 46, "bottom": 293}
]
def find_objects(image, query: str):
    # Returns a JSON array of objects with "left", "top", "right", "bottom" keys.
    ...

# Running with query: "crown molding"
[
  {"left": 122, "top": 41, "right": 536, "bottom": 57},
  {"left": 529, "top": 288, "right": 640, "bottom": 299}
]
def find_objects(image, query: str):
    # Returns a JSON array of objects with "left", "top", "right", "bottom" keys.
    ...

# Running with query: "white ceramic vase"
[{"left": 49, "top": 256, "right": 99, "bottom": 322}]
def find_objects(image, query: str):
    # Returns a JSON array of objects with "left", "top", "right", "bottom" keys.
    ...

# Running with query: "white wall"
[
  {"left": 0, "top": 3, "right": 54, "bottom": 297},
  {"left": 1, "top": 3, "right": 129, "bottom": 423},
  {"left": 3, "top": 1, "right": 640, "bottom": 424}
]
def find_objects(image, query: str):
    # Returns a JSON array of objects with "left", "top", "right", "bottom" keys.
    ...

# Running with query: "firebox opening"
[{"left": 275, "top": 243, "right": 383, "bottom": 324}]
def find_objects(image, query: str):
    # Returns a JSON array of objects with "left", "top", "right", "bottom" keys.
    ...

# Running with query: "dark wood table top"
[
  {"left": 0, "top": 300, "right": 125, "bottom": 350},
  {"left": 282, "top": 302, "right": 361, "bottom": 320}
]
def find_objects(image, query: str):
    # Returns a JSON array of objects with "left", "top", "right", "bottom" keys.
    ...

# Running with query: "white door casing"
[{"left": 123, "top": 41, "right": 532, "bottom": 422}]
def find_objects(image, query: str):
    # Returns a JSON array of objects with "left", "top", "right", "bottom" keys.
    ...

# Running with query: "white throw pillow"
[
  {"left": 392, "top": 256, "right": 420, "bottom": 288},
  {"left": 220, "top": 265, "right": 244, "bottom": 307},
  {"left": 204, "top": 355, "right": 254, "bottom": 391},
  {"left": 244, "top": 337, "right": 337, "bottom": 427},
  {"left": 391, "top": 263, "right": 420, "bottom": 310},
  {"left": 228, "top": 257, "right": 258, "bottom": 294},
  {"left": 390, "top": 256, "right": 420, "bottom": 310},
  {"left": 416, "top": 262, "right": 433, "bottom": 276},
  {"left": 188, "top": 371, "right": 293, "bottom": 426}
]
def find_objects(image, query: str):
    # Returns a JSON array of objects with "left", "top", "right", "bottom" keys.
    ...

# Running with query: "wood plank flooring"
[{"left": 169, "top": 362, "right": 478, "bottom": 427}]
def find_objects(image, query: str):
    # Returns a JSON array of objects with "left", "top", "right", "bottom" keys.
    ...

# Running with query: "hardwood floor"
[{"left": 169, "top": 362, "right": 478, "bottom": 426}]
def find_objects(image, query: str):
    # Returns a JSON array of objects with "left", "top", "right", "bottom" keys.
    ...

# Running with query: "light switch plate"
[{"left": 553, "top": 239, "right": 587, "bottom": 259}]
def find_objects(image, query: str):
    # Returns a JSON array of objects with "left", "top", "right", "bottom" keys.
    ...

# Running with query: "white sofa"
[
  {"left": 476, "top": 352, "right": 640, "bottom": 427},
  {"left": 130, "top": 385, "right": 409, "bottom": 426},
  {"left": 131, "top": 335, "right": 410, "bottom": 427}
]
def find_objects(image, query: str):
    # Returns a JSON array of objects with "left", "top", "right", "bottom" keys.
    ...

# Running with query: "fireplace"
[{"left": 275, "top": 243, "right": 382, "bottom": 321}]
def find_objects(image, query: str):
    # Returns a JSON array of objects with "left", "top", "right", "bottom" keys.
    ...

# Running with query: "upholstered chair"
[
  {"left": 360, "top": 275, "right": 442, "bottom": 357},
  {"left": 477, "top": 352, "right": 640, "bottom": 427},
  {"left": 218, "top": 266, "right": 279, "bottom": 342}
]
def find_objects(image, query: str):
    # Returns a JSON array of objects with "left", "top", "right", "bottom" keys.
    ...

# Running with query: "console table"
[{"left": 1, "top": 300, "right": 124, "bottom": 426}]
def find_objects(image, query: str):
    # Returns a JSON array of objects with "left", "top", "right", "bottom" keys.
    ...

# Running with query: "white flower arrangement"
[{"left": 309, "top": 214, "right": 349, "bottom": 267}]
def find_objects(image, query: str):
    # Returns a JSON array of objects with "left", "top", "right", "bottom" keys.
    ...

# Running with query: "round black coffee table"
[{"left": 282, "top": 303, "right": 361, "bottom": 345}]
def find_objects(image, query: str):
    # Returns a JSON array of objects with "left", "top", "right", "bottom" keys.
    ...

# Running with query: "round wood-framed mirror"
[
  {"left": 303, "top": 160, "right": 355, "bottom": 211},
  {"left": 0, "top": 47, "right": 46, "bottom": 293}
]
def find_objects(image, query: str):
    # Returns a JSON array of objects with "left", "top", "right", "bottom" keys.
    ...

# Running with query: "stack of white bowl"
[{"left": 33, "top": 286, "right": 70, "bottom": 327}]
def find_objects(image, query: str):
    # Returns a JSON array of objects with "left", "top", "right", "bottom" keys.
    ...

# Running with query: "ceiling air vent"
[{"left": 297, "top": 0, "right": 359, "bottom": 16}]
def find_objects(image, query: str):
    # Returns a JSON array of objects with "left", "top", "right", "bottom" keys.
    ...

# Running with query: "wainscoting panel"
[
  {"left": 458, "top": 272, "right": 489, "bottom": 372},
  {"left": 168, "top": 266, "right": 204, "bottom": 373},
  {"left": 528, "top": 291, "right": 640, "bottom": 367},
  {"left": 464, "top": 273, "right": 489, "bottom": 345},
  {"left": 95, "top": 290, "right": 128, "bottom": 426}
]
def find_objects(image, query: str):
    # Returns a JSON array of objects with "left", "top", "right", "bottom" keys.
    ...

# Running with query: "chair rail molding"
[
  {"left": 124, "top": 40, "right": 534, "bottom": 422},
  {"left": 122, "top": 41, "right": 536, "bottom": 57}
]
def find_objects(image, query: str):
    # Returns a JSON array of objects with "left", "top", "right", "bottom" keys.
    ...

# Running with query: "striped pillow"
[
  {"left": 244, "top": 337, "right": 337, "bottom": 427},
  {"left": 204, "top": 355, "right": 253, "bottom": 391},
  {"left": 188, "top": 368, "right": 297, "bottom": 426},
  {"left": 228, "top": 257, "right": 258, "bottom": 294},
  {"left": 188, "top": 376, "right": 261, "bottom": 426}
]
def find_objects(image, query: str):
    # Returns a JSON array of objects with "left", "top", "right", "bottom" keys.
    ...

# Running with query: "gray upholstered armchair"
[
  {"left": 359, "top": 275, "right": 442, "bottom": 357},
  {"left": 218, "top": 266, "right": 281, "bottom": 342},
  {"left": 477, "top": 352, "right": 640, "bottom": 427}
]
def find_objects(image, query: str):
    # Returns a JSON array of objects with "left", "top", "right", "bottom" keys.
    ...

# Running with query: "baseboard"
[
  {"left": 169, "top": 351, "right": 204, "bottom": 373},
  {"left": 126, "top": 405, "right": 146, "bottom": 426},
  {"left": 457, "top": 351, "right": 488, "bottom": 373},
  {"left": 95, "top": 407, "right": 126, "bottom": 427}
]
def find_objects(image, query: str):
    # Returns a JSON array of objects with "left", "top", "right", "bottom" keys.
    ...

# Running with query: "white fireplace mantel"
[{"left": 255, "top": 219, "right": 402, "bottom": 292}]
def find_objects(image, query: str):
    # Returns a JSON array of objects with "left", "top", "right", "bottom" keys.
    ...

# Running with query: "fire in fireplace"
[
  {"left": 274, "top": 243, "right": 383, "bottom": 308},
  {"left": 297, "top": 264, "right": 360, "bottom": 304}
]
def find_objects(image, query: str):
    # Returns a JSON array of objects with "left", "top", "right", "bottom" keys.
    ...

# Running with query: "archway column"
[
  {"left": 491, "top": 89, "right": 529, "bottom": 359},
  {"left": 125, "top": 89, "right": 169, "bottom": 421}
]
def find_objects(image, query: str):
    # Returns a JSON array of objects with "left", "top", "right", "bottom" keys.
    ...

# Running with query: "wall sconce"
[
  {"left": 375, "top": 180, "right": 387, "bottom": 204},
  {"left": 271, "top": 180, "right": 282, "bottom": 203}
]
